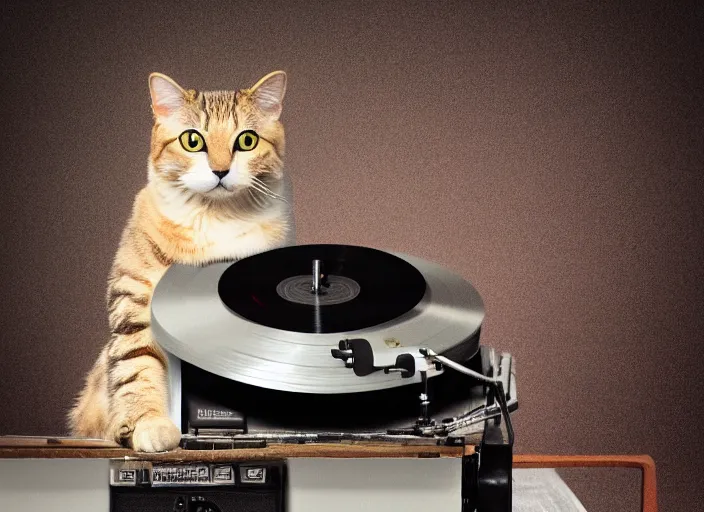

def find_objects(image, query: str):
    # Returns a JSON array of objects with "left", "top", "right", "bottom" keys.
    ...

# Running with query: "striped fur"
[{"left": 68, "top": 71, "right": 291, "bottom": 452}]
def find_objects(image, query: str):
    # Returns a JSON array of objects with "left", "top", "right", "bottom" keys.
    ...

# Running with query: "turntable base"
[{"left": 0, "top": 443, "right": 655, "bottom": 512}]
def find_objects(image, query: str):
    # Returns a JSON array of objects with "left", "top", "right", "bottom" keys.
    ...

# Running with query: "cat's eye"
[
  {"left": 179, "top": 130, "right": 206, "bottom": 152},
  {"left": 234, "top": 130, "right": 259, "bottom": 151}
]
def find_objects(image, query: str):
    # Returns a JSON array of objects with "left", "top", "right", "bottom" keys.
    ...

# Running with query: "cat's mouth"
[{"left": 210, "top": 182, "right": 231, "bottom": 192}]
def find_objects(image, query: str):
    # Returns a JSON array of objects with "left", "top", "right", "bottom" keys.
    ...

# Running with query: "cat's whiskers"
[
  {"left": 249, "top": 176, "right": 288, "bottom": 204},
  {"left": 247, "top": 188, "right": 267, "bottom": 209},
  {"left": 249, "top": 181, "right": 275, "bottom": 200}
]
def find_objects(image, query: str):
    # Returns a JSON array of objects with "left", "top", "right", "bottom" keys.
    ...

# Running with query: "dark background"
[{"left": 1, "top": 1, "right": 702, "bottom": 510}]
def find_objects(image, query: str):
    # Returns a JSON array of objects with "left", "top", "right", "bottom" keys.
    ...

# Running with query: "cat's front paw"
[{"left": 131, "top": 415, "right": 181, "bottom": 452}]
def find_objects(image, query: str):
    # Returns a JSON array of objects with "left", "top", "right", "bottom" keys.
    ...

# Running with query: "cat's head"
[{"left": 147, "top": 71, "right": 286, "bottom": 202}]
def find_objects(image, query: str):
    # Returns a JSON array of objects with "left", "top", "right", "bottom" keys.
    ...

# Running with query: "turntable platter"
[{"left": 151, "top": 244, "right": 484, "bottom": 394}]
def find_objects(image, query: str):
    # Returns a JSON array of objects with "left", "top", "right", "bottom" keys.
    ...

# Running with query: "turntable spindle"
[{"left": 311, "top": 259, "right": 323, "bottom": 295}]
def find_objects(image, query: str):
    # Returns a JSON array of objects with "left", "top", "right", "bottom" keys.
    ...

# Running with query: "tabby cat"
[{"left": 68, "top": 71, "right": 292, "bottom": 452}]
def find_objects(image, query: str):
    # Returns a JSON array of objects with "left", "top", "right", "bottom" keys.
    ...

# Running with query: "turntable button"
[
  {"left": 240, "top": 466, "right": 267, "bottom": 484},
  {"left": 136, "top": 469, "right": 150, "bottom": 485},
  {"left": 212, "top": 465, "right": 234, "bottom": 483}
]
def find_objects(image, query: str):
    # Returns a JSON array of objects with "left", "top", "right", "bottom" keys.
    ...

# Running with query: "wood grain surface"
[{"left": 0, "top": 436, "right": 469, "bottom": 461}]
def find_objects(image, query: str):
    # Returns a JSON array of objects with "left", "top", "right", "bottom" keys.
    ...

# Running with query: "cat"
[{"left": 67, "top": 71, "right": 293, "bottom": 452}]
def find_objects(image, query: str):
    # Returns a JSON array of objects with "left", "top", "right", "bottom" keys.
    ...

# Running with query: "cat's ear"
[
  {"left": 149, "top": 73, "right": 187, "bottom": 119},
  {"left": 249, "top": 71, "right": 287, "bottom": 121}
]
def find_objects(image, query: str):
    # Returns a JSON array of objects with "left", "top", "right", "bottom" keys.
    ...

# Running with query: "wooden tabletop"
[{"left": 0, "top": 436, "right": 470, "bottom": 461}]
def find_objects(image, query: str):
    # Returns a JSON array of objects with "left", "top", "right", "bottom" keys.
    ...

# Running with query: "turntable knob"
[{"left": 173, "top": 497, "right": 186, "bottom": 512}]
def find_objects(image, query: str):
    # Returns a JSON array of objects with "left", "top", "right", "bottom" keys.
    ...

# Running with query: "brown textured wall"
[{"left": 1, "top": 1, "right": 702, "bottom": 510}]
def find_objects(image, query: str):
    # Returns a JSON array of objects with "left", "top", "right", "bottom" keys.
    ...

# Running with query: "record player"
[{"left": 141, "top": 243, "right": 517, "bottom": 511}]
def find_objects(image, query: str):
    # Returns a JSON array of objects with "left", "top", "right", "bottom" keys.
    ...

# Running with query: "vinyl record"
[{"left": 217, "top": 244, "right": 427, "bottom": 333}]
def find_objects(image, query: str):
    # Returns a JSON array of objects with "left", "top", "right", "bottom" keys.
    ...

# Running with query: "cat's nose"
[{"left": 213, "top": 170, "right": 229, "bottom": 180}]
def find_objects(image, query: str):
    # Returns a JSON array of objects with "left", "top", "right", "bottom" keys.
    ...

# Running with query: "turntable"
[{"left": 142, "top": 243, "right": 517, "bottom": 511}]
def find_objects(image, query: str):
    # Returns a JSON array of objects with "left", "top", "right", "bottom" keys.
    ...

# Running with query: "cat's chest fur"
[
  {"left": 187, "top": 214, "right": 278, "bottom": 262},
  {"left": 141, "top": 189, "right": 287, "bottom": 266}
]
